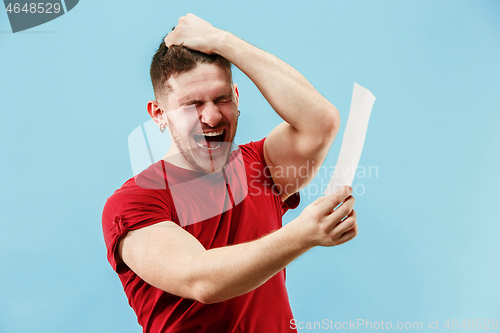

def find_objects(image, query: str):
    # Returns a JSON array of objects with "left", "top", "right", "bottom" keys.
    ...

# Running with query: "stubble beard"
[{"left": 166, "top": 118, "right": 238, "bottom": 174}]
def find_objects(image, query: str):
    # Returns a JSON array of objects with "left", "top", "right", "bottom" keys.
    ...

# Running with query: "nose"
[{"left": 200, "top": 102, "right": 222, "bottom": 127}]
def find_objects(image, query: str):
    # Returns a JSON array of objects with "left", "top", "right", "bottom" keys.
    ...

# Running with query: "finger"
[
  {"left": 332, "top": 209, "right": 356, "bottom": 235},
  {"left": 165, "top": 29, "right": 181, "bottom": 48},
  {"left": 316, "top": 186, "right": 352, "bottom": 214},
  {"left": 334, "top": 185, "right": 351, "bottom": 196},
  {"left": 331, "top": 195, "right": 355, "bottom": 221},
  {"left": 313, "top": 196, "right": 327, "bottom": 205},
  {"left": 325, "top": 205, "right": 355, "bottom": 234},
  {"left": 164, "top": 32, "right": 174, "bottom": 47},
  {"left": 336, "top": 222, "right": 358, "bottom": 245}
]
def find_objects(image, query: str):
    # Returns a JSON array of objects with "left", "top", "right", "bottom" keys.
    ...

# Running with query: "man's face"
[{"left": 161, "top": 63, "right": 239, "bottom": 173}]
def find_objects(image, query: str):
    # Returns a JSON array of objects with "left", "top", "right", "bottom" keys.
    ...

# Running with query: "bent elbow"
[
  {"left": 191, "top": 283, "right": 227, "bottom": 305},
  {"left": 192, "top": 287, "right": 214, "bottom": 304},
  {"left": 326, "top": 104, "right": 340, "bottom": 135},
  {"left": 193, "top": 291, "right": 226, "bottom": 305},
  {"left": 322, "top": 105, "right": 340, "bottom": 145},
  {"left": 314, "top": 104, "right": 340, "bottom": 146},
  {"left": 196, "top": 295, "right": 219, "bottom": 305}
]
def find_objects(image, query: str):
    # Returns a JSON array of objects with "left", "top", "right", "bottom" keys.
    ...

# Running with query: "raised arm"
[
  {"left": 165, "top": 14, "right": 340, "bottom": 200},
  {"left": 118, "top": 187, "right": 356, "bottom": 304}
]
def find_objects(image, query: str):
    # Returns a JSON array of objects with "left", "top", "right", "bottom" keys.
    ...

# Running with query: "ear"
[
  {"left": 233, "top": 84, "right": 239, "bottom": 108},
  {"left": 147, "top": 100, "right": 166, "bottom": 126}
]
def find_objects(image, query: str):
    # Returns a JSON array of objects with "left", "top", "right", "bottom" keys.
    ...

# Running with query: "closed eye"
[
  {"left": 214, "top": 93, "right": 233, "bottom": 104},
  {"left": 181, "top": 100, "right": 204, "bottom": 108}
]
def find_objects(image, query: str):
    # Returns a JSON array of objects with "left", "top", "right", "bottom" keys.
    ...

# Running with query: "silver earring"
[
  {"left": 159, "top": 110, "right": 167, "bottom": 133},
  {"left": 237, "top": 110, "right": 241, "bottom": 117}
]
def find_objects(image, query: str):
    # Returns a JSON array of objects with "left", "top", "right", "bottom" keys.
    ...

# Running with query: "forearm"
[
  {"left": 186, "top": 220, "right": 311, "bottom": 304},
  {"left": 216, "top": 32, "right": 339, "bottom": 134},
  {"left": 121, "top": 187, "right": 356, "bottom": 304}
]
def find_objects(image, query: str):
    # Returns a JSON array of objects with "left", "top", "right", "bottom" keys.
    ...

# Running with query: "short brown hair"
[{"left": 150, "top": 38, "right": 232, "bottom": 101}]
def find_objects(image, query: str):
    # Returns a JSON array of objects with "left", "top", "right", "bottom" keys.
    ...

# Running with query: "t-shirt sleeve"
[
  {"left": 101, "top": 180, "right": 174, "bottom": 273},
  {"left": 241, "top": 138, "right": 300, "bottom": 213}
]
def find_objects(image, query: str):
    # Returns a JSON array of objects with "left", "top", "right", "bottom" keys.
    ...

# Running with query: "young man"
[{"left": 102, "top": 14, "right": 357, "bottom": 333}]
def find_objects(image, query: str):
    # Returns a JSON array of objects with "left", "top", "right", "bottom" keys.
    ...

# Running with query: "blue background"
[{"left": 1, "top": 1, "right": 499, "bottom": 332}]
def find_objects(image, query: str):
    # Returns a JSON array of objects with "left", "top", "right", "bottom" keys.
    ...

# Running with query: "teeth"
[
  {"left": 195, "top": 130, "right": 224, "bottom": 137},
  {"left": 193, "top": 129, "right": 224, "bottom": 150},
  {"left": 195, "top": 140, "right": 222, "bottom": 150}
]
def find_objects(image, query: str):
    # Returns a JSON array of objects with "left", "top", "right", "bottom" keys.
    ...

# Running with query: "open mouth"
[{"left": 193, "top": 129, "right": 226, "bottom": 150}]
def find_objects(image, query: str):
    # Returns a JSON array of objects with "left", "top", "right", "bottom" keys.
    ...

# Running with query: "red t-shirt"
[{"left": 102, "top": 138, "right": 300, "bottom": 332}]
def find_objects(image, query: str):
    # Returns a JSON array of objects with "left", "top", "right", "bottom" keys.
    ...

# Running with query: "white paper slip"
[{"left": 324, "top": 83, "right": 376, "bottom": 196}]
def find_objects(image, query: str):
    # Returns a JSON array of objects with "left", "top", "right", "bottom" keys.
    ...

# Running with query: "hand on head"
[{"left": 165, "top": 14, "right": 224, "bottom": 55}]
